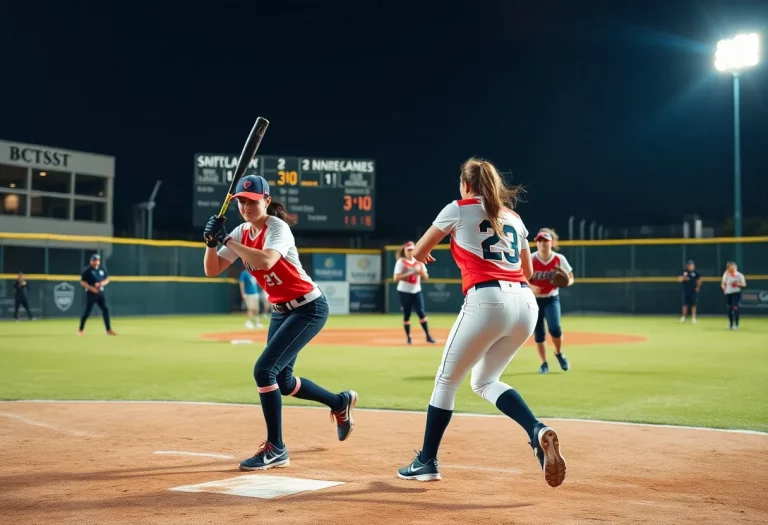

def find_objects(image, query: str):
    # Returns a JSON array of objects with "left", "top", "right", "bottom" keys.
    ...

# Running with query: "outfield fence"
[{"left": 2, "top": 232, "right": 767, "bottom": 318}]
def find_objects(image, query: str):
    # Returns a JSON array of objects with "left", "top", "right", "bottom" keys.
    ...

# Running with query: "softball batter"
[
  {"left": 203, "top": 174, "right": 358, "bottom": 471},
  {"left": 529, "top": 228, "right": 574, "bottom": 374},
  {"left": 397, "top": 158, "right": 566, "bottom": 487},
  {"left": 393, "top": 241, "right": 437, "bottom": 344}
]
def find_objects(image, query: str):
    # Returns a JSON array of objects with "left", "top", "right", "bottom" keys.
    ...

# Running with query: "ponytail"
[
  {"left": 461, "top": 158, "right": 524, "bottom": 238},
  {"left": 396, "top": 246, "right": 405, "bottom": 260},
  {"left": 267, "top": 199, "right": 295, "bottom": 225}
]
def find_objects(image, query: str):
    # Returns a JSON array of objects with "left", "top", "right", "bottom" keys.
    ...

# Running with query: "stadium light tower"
[{"left": 715, "top": 32, "right": 760, "bottom": 265}]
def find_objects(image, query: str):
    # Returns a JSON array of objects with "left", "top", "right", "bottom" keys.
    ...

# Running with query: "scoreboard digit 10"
[{"left": 193, "top": 154, "right": 375, "bottom": 231}]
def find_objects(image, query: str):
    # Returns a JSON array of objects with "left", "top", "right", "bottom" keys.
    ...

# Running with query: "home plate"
[{"left": 170, "top": 475, "right": 344, "bottom": 499}]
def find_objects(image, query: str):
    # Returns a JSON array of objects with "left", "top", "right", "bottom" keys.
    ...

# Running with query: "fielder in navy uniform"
[
  {"left": 78, "top": 254, "right": 116, "bottom": 335},
  {"left": 14, "top": 272, "right": 34, "bottom": 321},
  {"left": 679, "top": 260, "right": 702, "bottom": 324}
]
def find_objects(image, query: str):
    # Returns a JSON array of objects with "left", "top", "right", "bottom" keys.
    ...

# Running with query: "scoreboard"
[{"left": 193, "top": 154, "right": 375, "bottom": 231}]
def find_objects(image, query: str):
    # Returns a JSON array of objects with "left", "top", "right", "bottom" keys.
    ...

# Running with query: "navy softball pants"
[
  {"left": 399, "top": 291, "right": 426, "bottom": 321},
  {"left": 533, "top": 295, "right": 563, "bottom": 343},
  {"left": 254, "top": 295, "right": 329, "bottom": 393}
]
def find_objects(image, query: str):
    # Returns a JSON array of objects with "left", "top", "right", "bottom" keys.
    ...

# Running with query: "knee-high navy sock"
[
  {"left": 419, "top": 319, "right": 430, "bottom": 336},
  {"left": 495, "top": 388, "right": 541, "bottom": 442},
  {"left": 292, "top": 378, "right": 344, "bottom": 411},
  {"left": 419, "top": 404, "right": 453, "bottom": 462},
  {"left": 728, "top": 309, "right": 734, "bottom": 326},
  {"left": 404, "top": 322, "right": 411, "bottom": 339},
  {"left": 259, "top": 389, "right": 283, "bottom": 447},
  {"left": 734, "top": 308, "right": 740, "bottom": 326}
]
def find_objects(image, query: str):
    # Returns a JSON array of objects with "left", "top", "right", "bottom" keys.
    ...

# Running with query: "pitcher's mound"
[{"left": 202, "top": 328, "right": 647, "bottom": 346}]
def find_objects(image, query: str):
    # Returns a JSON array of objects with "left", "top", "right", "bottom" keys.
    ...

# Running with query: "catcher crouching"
[{"left": 529, "top": 228, "right": 575, "bottom": 374}]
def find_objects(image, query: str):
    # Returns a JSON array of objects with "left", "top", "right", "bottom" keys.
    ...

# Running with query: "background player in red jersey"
[
  {"left": 529, "top": 228, "right": 574, "bottom": 374},
  {"left": 203, "top": 175, "right": 358, "bottom": 471},
  {"left": 393, "top": 241, "right": 436, "bottom": 344}
]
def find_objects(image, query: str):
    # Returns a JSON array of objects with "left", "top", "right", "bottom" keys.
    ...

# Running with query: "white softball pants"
[{"left": 429, "top": 281, "right": 538, "bottom": 411}]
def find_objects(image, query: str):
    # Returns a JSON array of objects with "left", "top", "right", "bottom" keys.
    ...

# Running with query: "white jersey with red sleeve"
[
  {"left": 394, "top": 257, "right": 426, "bottom": 294},
  {"left": 432, "top": 197, "right": 529, "bottom": 295},
  {"left": 530, "top": 252, "right": 573, "bottom": 298},
  {"left": 217, "top": 216, "right": 316, "bottom": 304}
]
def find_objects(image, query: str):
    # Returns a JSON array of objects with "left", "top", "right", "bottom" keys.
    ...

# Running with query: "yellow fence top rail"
[
  {"left": 384, "top": 236, "right": 768, "bottom": 251},
  {"left": 0, "top": 232, "right": 379, "bottom": 253}
]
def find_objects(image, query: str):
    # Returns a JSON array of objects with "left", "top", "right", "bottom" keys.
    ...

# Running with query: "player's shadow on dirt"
[{"left": 280, "top": 480, "right": 535, "bottom": 510}]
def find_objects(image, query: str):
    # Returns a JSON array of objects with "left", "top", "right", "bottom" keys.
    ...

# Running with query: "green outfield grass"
[{"left": 1, "top": 313, "right": 767, "bottom": 431}]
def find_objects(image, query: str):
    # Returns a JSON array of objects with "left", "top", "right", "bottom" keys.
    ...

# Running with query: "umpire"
[
  {"left": 78, "top": 254, "right": 116, "bottom": 335},
  {"left": 13, "top": 272, "right": 34, "bottom": 321}
]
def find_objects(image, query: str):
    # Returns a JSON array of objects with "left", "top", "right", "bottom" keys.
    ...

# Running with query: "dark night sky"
[{"left": 2, "top": 0, "right": 766, "bottom": 241}]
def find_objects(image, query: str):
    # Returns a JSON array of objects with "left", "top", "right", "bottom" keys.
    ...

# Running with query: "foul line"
[
  {"left": 0, "top": 411, "right": 98, "bottom": 437},
  {"left": 4, "top": 400, "right": 767, "bottom": 437},
  {"left": 154, "top": 450, "right": 234, "bottom": 459}
]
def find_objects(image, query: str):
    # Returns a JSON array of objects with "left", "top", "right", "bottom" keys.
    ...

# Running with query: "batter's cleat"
[
  {"left": 426, "top": 336, "right": 437, "bottom": 344},
  {"left": 239, "top": 441, "right": 290, "bottom": 471},
  {"left": 531, "top": 425, "right": 566, "bottom": 487},
  {"left": 331, "top": 390, "right": 358, "bottom": 441},
  {"left": 555, "top": 353, "right": 569, "bottom": 371},
  {"left": 539, "top": 362, "right": 549, "bottom": 374},
  {"left": 245, "top": 320, "right": 254, "bottom": 329},
  {"left": 398, "top": 452, "right": 441, "bottom": 481}
]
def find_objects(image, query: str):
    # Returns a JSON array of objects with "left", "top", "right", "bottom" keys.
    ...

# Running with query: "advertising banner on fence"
[
  {"left": 346, "top": 254, "right": 381, "bottom": 283},
  {"left": 312, "top": 254, "right": 346, "bottom": 281},
  {"left": 349, "top": 284, "right": 382, "bottom": 313},
  {"left": 741, "top": 289, "right": 768, "bottom": 310},
  {"left": 317, "top": 281, "right": 350, "bottom": 315}
]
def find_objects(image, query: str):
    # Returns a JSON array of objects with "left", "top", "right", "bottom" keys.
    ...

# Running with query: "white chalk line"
[
  {"left": 0, "top": 411, "right": 99, "bottom": 437},
  {"left": 154, "top": 450, "right": 235, "bottom": 459},
  {"left": 4, "top": 400, "right": 767, "bottom": 437}
]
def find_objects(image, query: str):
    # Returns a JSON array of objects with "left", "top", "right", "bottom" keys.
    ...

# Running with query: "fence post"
[
  {"left": 44, "top": 246, "right": 50, "bottom": 275},
  {"left": 630, "top": 244, "right": 636, "bottom": 314}
]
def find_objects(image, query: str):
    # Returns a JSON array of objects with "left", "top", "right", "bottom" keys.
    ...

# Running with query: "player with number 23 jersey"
[{"left": 397, "top": 158, "right": 566, "bottom": 488}]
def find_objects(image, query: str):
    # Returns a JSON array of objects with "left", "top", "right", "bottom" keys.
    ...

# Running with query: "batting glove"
[{"left": 204, "top": 215, "right": 228, "bottom": 247}]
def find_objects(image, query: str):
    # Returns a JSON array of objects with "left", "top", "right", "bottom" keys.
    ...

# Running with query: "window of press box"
[
  {"left": 75, "top": 174, "right": 107, "bottom": 197},
  {"left": 0, "top": 163, "right": 27, "bottom": 189},
  {"left": 30, "top": 195, "right": 70, "bottom": 219},
  {"left": 74, "top": 200, "right": 106, "bottom": 222},
  {"left": 1, "top": 192, "right": 27, "bottom": 215},
  {"left": 31, "top": 169, "right": 71, "bottom": 194}
]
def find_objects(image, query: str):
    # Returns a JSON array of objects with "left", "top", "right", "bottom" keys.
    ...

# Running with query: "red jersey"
[
  {"left": 432, "top": 197, "right": 529, "bottom": 295},
  {"left": 218, "top": 216, "right": 316, "bottom": 304},
  {"left": 530, "top": 252, "right": 573, "bottom": 298}
]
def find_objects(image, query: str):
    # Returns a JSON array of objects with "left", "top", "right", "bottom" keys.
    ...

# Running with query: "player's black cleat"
[
  {"left": 530, "top": 424, "right": 566, "bottom": 487},
  {"left": 331, "top": 390, "right": 358, "bottom": 441},
  {"left": 239, "top": 441, "right": 290, "bottom": 471},
  {"left": 397, "top": 451, "right": 441, "bottom": 481}
]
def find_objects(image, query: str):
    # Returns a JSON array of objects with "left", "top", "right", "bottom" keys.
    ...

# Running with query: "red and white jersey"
[
  {"left": 530, "top": 251, "right": 573, "bottom": 298},
  {"left": 722, "top": 271, "right": 746, "bottom": 295},
  {"left": 394, "top": 257, "right": 427, "bottom": 294},
  {"left": 433, "top": 197, "right": 529, "bottom": 295},
  {"left": 218, "top": 216, "right": 316, "bottom": 304}
]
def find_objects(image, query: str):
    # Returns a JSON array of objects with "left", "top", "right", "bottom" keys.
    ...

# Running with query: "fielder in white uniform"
[
  {"left": 397, "top": 158, "right": 566, "bottom": 488},
  {"left": 722, "top": 261, "right": 747, "bottom": 330},
  {"left": 393, "top": 241, "right": 437, "bottom": 344}
]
